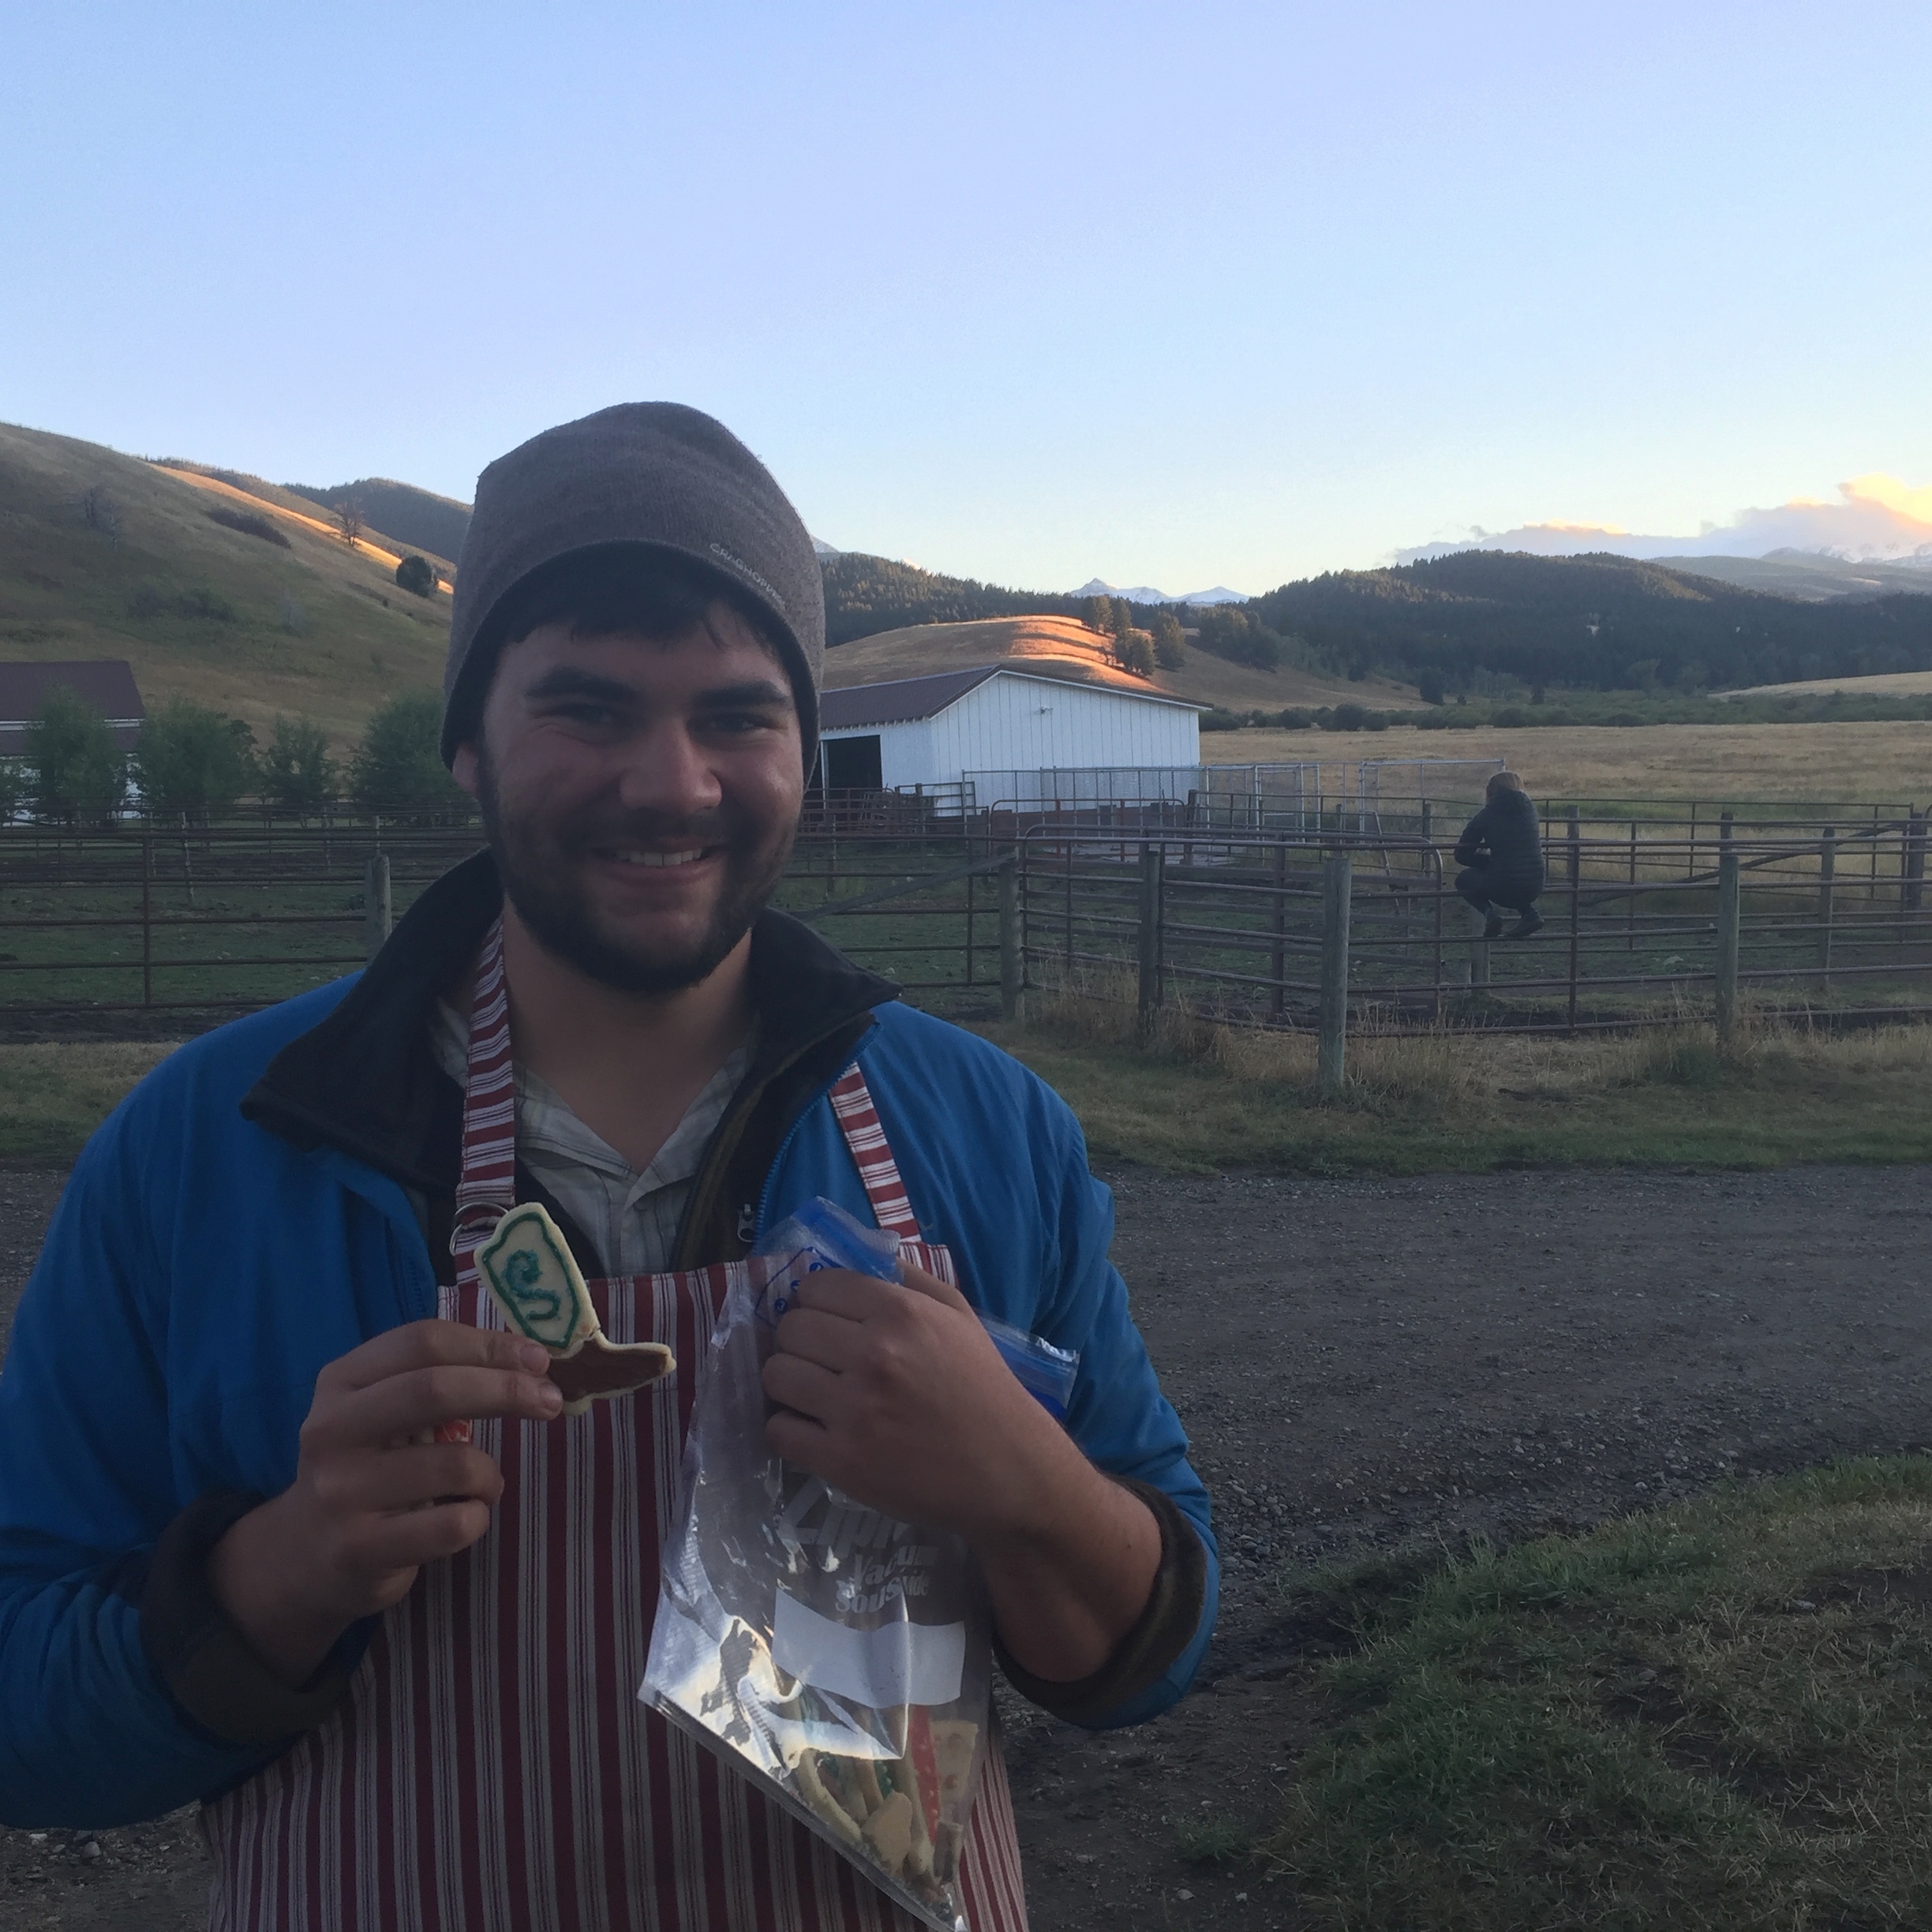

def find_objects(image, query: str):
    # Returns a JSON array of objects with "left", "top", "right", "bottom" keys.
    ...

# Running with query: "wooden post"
[
  {"left": 1318, "top": 854, "right": 1351, "bottom": 1095},
  {"left": 141, "top": 835, "right": 153, "bottom": 1009},
  {"left": 1818, "top": 826, "right": 1836, "bottom": 986},
  {"left": 998, "top": 856, "right": 1024, "bottom": 1022},
  {"left": 364, "top": 852, "right": 391, "bottom": 965},
  {"left": 1715, "top": 813, "right": 1739, "bottom": 1046},
  {"left": 1627, "top": 820, "right": 1638, "bottom": 951},
  {"left": 1136, "top": 843, "right": 1165, "bottom": 1043},
  {"left": 1269, "top": 840, "right": 1287, "bottom": 1022},
  {"left": 1566, "top": 807, "right": 1582, "bottom": 1032},
  {"left": 1906, "top": 807, "right": 1926, "bottom": 915}
]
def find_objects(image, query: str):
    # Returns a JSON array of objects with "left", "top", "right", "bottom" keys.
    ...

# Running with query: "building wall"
[{"left": 819, "top": 673, "right": 1200, "bottom": 791}]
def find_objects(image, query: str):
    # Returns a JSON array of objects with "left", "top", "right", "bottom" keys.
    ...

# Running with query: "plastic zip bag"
[{"left": 641, "top": 1196, "right": 1078, "bottom": 1929}]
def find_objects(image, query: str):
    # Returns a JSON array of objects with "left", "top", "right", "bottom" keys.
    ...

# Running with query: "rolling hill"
[
  {"left": 822, "top": 614, "right": 1417, "bottom": 713},
  {"left": 0, "top": 423, "right": 450, "bottom": 747},
  {"left": 1252, "top": 551, "right": 1932, "bottom": 692}
]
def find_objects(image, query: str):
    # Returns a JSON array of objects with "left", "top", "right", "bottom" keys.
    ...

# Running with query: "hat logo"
[{"left": 708, "top": 542, "right": 786, "bottom": 618}]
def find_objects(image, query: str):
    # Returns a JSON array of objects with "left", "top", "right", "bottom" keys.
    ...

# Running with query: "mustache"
[{"left": 549, "top": 811, "right": 739, "bottom": 851}]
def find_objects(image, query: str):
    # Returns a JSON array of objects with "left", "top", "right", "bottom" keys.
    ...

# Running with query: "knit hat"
[{"left": 441, "top": 402, "right": 825, "bottom": 768}]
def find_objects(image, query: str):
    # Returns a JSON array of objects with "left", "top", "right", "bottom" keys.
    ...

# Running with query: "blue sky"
[{"left": 3, "top": 2, "right": 1927, "bottom": 591}]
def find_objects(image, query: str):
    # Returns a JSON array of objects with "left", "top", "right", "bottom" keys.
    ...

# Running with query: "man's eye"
[{"left": 705, "top": 711, "right": 782, "bottom": 734}]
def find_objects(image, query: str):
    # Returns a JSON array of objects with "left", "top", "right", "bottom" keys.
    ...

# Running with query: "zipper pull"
[{"left": 736, "top": 1202, "right": 758, "bottom": 1244}]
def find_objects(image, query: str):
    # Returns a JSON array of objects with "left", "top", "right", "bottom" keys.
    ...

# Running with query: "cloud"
[{"left": 1397, "top": 474, "right": 1932, "bottom": 566}]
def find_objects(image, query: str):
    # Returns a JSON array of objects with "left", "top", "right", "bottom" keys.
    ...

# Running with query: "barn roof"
[
  {"left": 819, "top": 664, "right": 1204, "bottom": 731},
  {"left": 0, "top": 661, "right": 146, "bottom": 752}
]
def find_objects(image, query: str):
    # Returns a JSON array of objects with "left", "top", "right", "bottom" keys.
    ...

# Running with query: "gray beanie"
[{"left": 441, "top": 402, "right": 825, "bottom": 767}]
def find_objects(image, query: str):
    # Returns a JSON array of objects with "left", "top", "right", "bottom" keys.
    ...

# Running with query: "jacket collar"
[{"left": 241, "top": 848, "right": 900, "bottom": 1192}]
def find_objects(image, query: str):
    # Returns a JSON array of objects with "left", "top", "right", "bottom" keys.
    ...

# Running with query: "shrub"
[
  {"left": 1327, "top": 702, "right": 1370, "bottom": 732},
  {"left": 395, "top": 554, "right": 436, "bottom": 597},
  {"left": 1276, "top": 707, "right": 1316, "bottom": 730},
  {"left": 133, "top": 698, "right": 257, "bottom": 822},
  {"left": 28, "top": 687, "right": 125, "bottom": 824},
  {"left": 260, "top": 715, "right": 337, "bottom": 818},
  {"left": 350, "top": 690, "right": 472, "bottom": 820},
  {"left": 1417, "top": 667, "right": 1446, "bottom": 705},
  {"left": 1200, "top": 707, "right": 1243, "bottom": 732},
  {"left": 79, "top": 486, "right": 119, "bottom": 540},
  {"left": 206, "top": 504, "right": 290, "bottom": 548}
]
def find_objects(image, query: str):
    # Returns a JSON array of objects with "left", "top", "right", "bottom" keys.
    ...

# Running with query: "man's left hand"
[{"left": 762, "top": 1262, "right": 1164, "bottom": 1684}]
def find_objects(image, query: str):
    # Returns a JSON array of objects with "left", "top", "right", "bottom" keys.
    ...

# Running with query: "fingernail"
[
  {"left": 517, "top": 1341, "right": 551, "bottom": 1374},
  {"left": 536, "top": 1378, "right": 563, "bottom": 1413}
]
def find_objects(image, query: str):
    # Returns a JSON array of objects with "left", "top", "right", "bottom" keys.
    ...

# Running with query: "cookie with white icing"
[{"left": 475, "top": 1202, "right": 675, "bottom": 1415}]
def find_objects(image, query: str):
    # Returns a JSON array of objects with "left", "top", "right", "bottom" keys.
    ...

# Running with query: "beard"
[{"left": 474, "top": 747, "right": 796, "bottom": 996}]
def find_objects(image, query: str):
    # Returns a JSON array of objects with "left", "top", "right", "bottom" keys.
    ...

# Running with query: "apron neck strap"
[
  {"left": 453, "top": 915, "right": 516, "bottom": 1254},
  {"left": 826, "top": 1064, "right": 924, "bottom": 1241}
]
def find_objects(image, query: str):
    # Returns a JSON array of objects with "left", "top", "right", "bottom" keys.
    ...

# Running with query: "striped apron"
[{"left": 203, "top": 923, "right": 1030, "bottom": 1932}]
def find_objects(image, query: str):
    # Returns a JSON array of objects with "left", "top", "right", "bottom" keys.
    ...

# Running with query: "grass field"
[
  {"left": 1720, "top": 668, "right": 1932, "bottom": 699},
  {"left": 1266, "top": 1457, "right": 1932, "bottom": 1929},
  {"left": 1208, "top": 720, "right": 1931, "bottom": 807},
  {"left": 979, "top": 1000, "right": 1932, "bottom": 1173},
  {"left": 0, "top": 1041, "right": 176, "bottom": 1159}
]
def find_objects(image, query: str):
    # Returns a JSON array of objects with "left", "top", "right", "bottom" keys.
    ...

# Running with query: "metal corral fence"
[
  {"left": 1007, "top": 804, "right": 1932, "bottom": 1043},
  {"left": 0, "top": 822, "right": 1016, "bottom": 1029},
  {"left": 2, "top": 802, "right": 1929, "bottom": 1045}
]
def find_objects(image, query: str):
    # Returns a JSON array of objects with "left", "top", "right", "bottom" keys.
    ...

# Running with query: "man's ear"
[{"left": 451, "top": 743, "right": 481, "bottom": 799}]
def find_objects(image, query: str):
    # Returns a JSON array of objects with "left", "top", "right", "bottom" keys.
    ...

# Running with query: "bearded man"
[{"left": 0, "top": 405, "right": 1215, "bottom": 1931}]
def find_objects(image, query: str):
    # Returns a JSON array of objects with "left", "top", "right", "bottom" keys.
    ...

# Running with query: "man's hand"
[
  {"left": 763, "top": 1265, "right": 1162, "bottom": 1684},
  {"left": 210, "top": 1320, "right": 564, "bottom": 1685}
]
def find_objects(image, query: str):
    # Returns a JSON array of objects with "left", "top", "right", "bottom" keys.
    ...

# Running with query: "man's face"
[{"left": 451, "top": 607, "right": 804, "bottom": 995}]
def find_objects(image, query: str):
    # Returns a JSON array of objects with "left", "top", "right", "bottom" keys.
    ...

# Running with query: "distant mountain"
[
  {"left": 286, "top": 478, "right": 470, "bottom": 568},
  {"left": 1072, "top": 577, "right": 1249, "bottom": 606},
  {"left": 1662, "top": 550, "right": 1932, "bottom": 602},
  {"left": 1249, "top": 550, "right": 1932, "bottom": 693}
]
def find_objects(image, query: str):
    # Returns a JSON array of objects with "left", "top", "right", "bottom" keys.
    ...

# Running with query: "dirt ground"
[{"left": 3, "top": 1160, "right": 1930, "bottom": 1930}]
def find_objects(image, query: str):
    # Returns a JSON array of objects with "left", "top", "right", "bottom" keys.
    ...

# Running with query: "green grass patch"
[
  {"left": 1267, "top": 1458, "right": 1932, "bottom": 1929},
  {"left": 0, "top": 1042, "right": 177, "bottom": 1161},
  {"left": 975, "top": 1010, "right": 1932, "bottom": 1174}
]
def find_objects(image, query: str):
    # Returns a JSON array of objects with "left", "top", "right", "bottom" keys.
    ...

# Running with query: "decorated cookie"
[{"left": 475, "top": 1202, "right": 676, "bottom": 1414}]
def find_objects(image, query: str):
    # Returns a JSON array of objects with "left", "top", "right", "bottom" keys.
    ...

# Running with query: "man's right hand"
[{"left": 209, "top": 1320, "right": 563, "bottom": 1685}]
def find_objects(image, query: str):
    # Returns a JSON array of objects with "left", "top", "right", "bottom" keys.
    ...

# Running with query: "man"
[
  {"left": 1454, "top": 769, "right": 1545, "bottom": 939},
  {"left": 0, "top": 403, "right": 1215, "bottom": 1931}
]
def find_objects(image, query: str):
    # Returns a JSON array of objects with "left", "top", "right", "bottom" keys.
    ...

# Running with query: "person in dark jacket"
[{"left": 1454, "top": 769, "right": 1545, "bottom": 938}]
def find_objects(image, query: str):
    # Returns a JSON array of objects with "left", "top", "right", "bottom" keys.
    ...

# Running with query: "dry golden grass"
[
  {"left": 822, "top": 615, "right": 1416, "bottom": 713},
  {"left": 1207, "top": 721, "right": 1932, "bottom": 804},
  {"left": 1718, "top": 668, "right": 1932, "bottom": 699},
  {"left": 0, "top": 421, "right": 451, "bottom": 750}
]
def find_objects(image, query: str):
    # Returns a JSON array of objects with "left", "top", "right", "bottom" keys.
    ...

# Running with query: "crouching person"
[
  {"left": 1455, "top": 769, "right": 1546, "bottom": 939},
  {"left": 0, "top": 403, "right": 1216, "bottom": 1930}
]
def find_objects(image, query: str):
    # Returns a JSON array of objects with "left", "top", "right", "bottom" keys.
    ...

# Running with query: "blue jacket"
[{"left": 0, "top": 867, "right": 1216, "bottom": 1830}]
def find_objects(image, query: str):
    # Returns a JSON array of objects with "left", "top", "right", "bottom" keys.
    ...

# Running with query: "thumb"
[{"left": 897, "top": 1256, "right": 975, "bottom": 1317}]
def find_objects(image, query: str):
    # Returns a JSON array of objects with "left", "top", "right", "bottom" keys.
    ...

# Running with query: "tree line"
[
  {"left": 9, "top": 687, "right": 470, "bottom": 827},
  {"left": 1246, "top": 551, "right": 1932, "bottom": 694}
]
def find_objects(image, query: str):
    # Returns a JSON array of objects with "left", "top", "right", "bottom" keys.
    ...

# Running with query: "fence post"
[
  {"left": 1818, "top": 826, "right": 1836, "bottom": 986},
  {"left": 998, "top": 855, "right": 1024, "bottom": 1022},
  {"left": 1715, "top": 813, "right": 1739, "bottom": 1046},
  {"left": 1627, "top": 820, "right": 1638, "bottom": 951},
  {"left": 1902, "top": 806, "right": 1924, "bottom": 917},
  {"left": 141, "top": 835, "right": 153, "bottom": 1009},
  {"left": 1268, "top": 841, "right": 1290, "bottom": 1021},
  {"left": 1318, "top": 854, "right": 1351, "bottom": 1095},
  {"left": 1567, "top": 807, "right": 1582, "bottom": 1032},
  {"left": 1136, "top": 843, "right": 1165, "bottom": 1043},
  {"left": 365, "top": 852, "right": 392, "bottom": 965}
]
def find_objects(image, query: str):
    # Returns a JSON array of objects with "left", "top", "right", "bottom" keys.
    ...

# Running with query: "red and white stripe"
[{"left": 201, "top": 921, "right": 1028, "bottom": 1931}]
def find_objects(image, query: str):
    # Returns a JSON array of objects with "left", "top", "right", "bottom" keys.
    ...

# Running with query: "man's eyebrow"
[
  {"left": 693, "top": 679, "right": 792, "bottom": 709},
  {"left": 521, "top": 667, "right": 641, "bottom": 705}
]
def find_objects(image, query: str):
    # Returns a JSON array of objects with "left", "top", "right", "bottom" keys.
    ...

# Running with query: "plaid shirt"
[{"left": 430, "top": 1002, "right": 755, "bottom": 1275}]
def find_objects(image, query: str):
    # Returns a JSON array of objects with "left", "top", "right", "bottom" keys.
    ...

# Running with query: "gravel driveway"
[{"left": 4, "top": 1160, "right": 1928, "bottom": 1930}]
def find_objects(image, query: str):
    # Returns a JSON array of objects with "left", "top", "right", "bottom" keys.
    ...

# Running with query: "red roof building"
[{"left": 0, "top": 661, "right": 146, "bottom": 753}]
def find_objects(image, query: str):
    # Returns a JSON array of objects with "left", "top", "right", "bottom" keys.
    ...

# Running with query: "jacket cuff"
[
  {"left": 139, "top": 1489, "right": 359, "bottom": 1748},
  {"left": 994, "top": 1477, "right": 1208, "bottom": 1726}
]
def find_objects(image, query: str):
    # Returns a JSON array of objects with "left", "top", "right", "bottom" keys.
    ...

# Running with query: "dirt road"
[{"left": 4, "top": 1162, "right": 1928, "bottom": 1930}]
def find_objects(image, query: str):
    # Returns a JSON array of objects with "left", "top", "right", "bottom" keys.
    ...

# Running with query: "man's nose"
[{"left": 613, "top": 722, "right": 723, "bottom": 816}]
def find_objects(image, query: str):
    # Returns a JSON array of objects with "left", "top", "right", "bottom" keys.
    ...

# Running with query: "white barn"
[{"left": 816, "top": 665, "right": 1202, "bottom": 796}]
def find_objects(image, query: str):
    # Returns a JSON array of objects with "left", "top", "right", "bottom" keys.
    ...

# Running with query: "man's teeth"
[{"left": 613, "top": 849, "right": 705, "bottom": 867}]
